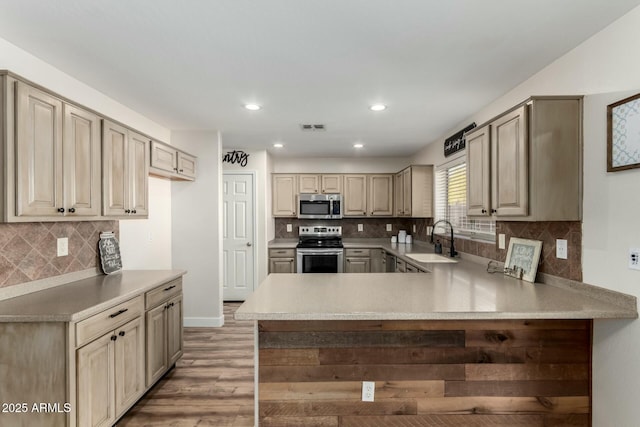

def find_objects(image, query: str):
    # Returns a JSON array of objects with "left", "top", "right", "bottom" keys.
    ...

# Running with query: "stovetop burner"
[{"left": 296, "top": 226, "right": 343, "bottom": 249}]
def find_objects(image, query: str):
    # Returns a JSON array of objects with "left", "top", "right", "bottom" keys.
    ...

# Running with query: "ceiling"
[{"left": 0, "top": 0, "right": 639, "bottom": 158}]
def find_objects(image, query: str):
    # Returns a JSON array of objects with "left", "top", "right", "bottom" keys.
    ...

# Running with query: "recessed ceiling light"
[
  {"left": 370, "top": 104, "right": 386, "bottom": 111},
  {"left": 354, "top": 143, "right": 364, "bottom": 148},
  {"left": 244, "top": 103, "right": 261, "bottom": 111},
  {"left": 273, "top": 143, "right": 284, "bottom": 148}
]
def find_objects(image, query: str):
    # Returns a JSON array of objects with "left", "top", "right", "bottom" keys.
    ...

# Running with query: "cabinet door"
[
  {"left": 64, "top": 104, "right": 101, "bottom": 216},
  {"left": 321, "top": 174, "right": 342, "bottom": 193},
  {"left": 167, "top": 295, "right": 184, "bottom": 366},
  {"left": 102, "top": 120, "right": 129, "bottom": 216},
  {"left": 15, "top": 82, "right": 64, "bottom": 217},
  {"left": 146, "top": 304, "right": 168, "bottom": 387},
  {"left": 394, "top": 172, "right": 404, "bottom": 216},
  {"left": 269, "top": 257, "right": 296, "bottom": 273},
  {"left": 396, "top": 259, "right": 407, "bottom": 272},
  {"left": 370, "top": 249, "right": 385, "bottom": 273},
  {"left": 128, "top": 131, "right": 150, "bottom": 216},
  {"left": 491, "top": 105, "right": 528, "bottom": 216},
  {"left": 150, "top": 140, "right": 177, "bottom": 173},
  {"left": 466, "top": 126, "right": 491, "bottom": 216},
  {"left": 177, "top": 151, "right": 197, "bottom": 179},
  {"left": 272, "top": 175, "right": 297, "bottom": 217},
  {"left": 368, "top": 175, "right": 393, "bottom": 216},
  {"left": 114, "top": 318, "right": 145, "bottom": 417},
  {"left": 402, "top": 168, "right": 412, "bottom": 216},
  {"left": 345, "top": 257, "right": 371, "bottom": 273},
  {"left": 343, "top": 175, "right": 367, "bottom": 216},
  {"left": 298, "top": 174, "right": 320, "bottom": 193},
  {"left": 77, "top": 332, "right": 115, "bottom": 427}
]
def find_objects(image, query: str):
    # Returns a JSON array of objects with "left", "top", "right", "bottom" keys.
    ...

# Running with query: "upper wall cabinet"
[
  {"left": 394, "top": 165, "right": 434, "bottom": 218},
  {"left": 1, "top": 77, "right": 102, "bottom": 222},
  {"left": 343, "top": 174, "right": 394, "bottom": 217},
  {"left": 102, "top": 120, "right": 149, "bottom": 218},
  {"left": 298, "top": 174, "right": 342, "bottom": 194},
  {"left": 272, "top": 174, "right": 298, "bottom": 217},
  {"left": 150, "top": 140, "right": 197, "bottom": 181},
  {"left": 466, "top": 96, "right": 583, "bottom": 221}
]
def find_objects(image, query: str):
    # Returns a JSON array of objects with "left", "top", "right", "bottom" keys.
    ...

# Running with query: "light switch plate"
[
  {"left": 286, "top": 224, "right": 292, "bottom": 233},
  {"left": 358, "top": 224, "right": 363, "bottom": 232},
  {"left": 498, "top": 234, "right": 506, "bottom": 249},
  {"left": 386, "top": 224, "right": 392, "bottom": 231},
  {"left": 556, "top": 239, "right": 568, "bottom": 259},
  {"left": 629, "top": 248, "right": 640, "bottom": 270},
  {"left": 362, "top": 381, "right": 375, "bottom": 402},
  {"left": 57, "top": 237, "right": 68, "bottom": 257}
]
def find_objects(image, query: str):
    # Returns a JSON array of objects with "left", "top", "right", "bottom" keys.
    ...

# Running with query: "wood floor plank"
[{"left": 417, "top": 396, "right": 590, "bottom": 414}]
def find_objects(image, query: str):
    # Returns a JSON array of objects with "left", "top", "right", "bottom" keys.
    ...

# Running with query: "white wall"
[
  {"left": 272, "top": 156, "right": 411, "bottom": 173},
  {"left": 412, "top": 6, "right": 640, "bottom": 426},
  {"left": 222, "top": 149, "right": 270, "bottom": 286},
  {"left": 171, "top": 131, "right": 224, "bottom": 327},
  {"left": 119, "top": 177, "right": 172, "bottom": 269}
]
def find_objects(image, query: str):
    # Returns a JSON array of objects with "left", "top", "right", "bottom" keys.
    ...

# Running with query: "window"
[{"left": 435, "top": 161, "right": 495, "bottom": 241}]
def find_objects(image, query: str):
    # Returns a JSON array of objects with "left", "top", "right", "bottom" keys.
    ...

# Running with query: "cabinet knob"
[
  {"left": 481, "top": 209, "right": 487, "bottom": 214},
  {"left": 125, "top": 209, "right": 131, "bottom": 214},
  {"left": 111, "top": 335, "right": 117, "bottom": 341},
  {"left": 132, "top": 209, "right": 137, "bottom": 214},
  {"left": 179, "top": 169, "right": 184, "bottom": 172},
  {"left": 57, "top": 207, "right": 65, "bottom": 213},
  {"left": 491, "top": 209, "right": 497, "bottom": 214},
  {"left": 119, "top": 331, "right": 126, "bottom": 337},
  {"left": 68, "top": 208, "right": 76, "bottom": 213}
]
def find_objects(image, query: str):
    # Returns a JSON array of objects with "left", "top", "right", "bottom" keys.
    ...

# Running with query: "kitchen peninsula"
[{"left": 236, "top": 254, "right": 636, "bottom": 426}]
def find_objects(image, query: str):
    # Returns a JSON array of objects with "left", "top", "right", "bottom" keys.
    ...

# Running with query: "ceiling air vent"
[{"left": 300, "top": 124, "right": 326, "bottom": 131}]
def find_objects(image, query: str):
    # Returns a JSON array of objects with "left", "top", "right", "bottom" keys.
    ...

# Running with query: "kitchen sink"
[{"left": 406, "top": 253, "right": 458, "bottom": 264}]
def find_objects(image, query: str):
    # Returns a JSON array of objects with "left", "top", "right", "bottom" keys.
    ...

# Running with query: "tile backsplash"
[
  {"left": 275, "top": 218, "right": 432, "bottom": 239},
  {"left": 0, "top": 221, "right": 118, "bottom": 288}
]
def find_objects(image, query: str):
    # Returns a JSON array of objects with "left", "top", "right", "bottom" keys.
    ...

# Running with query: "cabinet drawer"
[
  {"left": 76, "top": 296, "right": 143, "bottom": 348},
  {"left": 345, "top": 248, "right": 371, "bottom": 257},
  {"left": 269, "top": 248, "right": 296, "bottom": 257},
  {"left": 145, "top": 278, "right": 183, "bottom": 309}
]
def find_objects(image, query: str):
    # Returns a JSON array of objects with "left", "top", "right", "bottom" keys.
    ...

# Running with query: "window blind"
[{"left": 435, "top": 162, "right": 495, "bottom": 240}]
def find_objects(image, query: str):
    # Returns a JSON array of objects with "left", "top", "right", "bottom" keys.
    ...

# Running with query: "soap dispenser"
[{"left": 434, "top": 239, "right": 443, "bottom": 254}]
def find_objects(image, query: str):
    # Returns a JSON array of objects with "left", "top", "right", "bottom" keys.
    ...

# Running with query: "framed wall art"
[
  {"left": 607, "top": 92, "right": 640, "bottom": 172},
  {"left": 504, "top": 238, "right": 543, "bottom": 283}
]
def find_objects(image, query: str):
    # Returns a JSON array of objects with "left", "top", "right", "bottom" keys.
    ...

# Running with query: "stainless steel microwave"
[{"left": 298, "top": 193, "right": 342, "bottom": 219}]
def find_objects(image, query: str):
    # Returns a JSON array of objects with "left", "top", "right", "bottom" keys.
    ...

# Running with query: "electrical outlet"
[
  {"left": 358, "top": 224, "right": 363, "bottom": 232},
  {"left": 498, "top": 234, "right": 506, "bottom": 249},
  {"left": 386, "top": 224, "right": 392, "bottom": 232},
  {"left": 556, "top": 239, "right": 568, "bottom": 259},
  {"left": 412, "top": 224, "right": 417, "bottom": 233},
  {"left": 286, "top": 224, "right": 292, "bottom": 233},
  {"left": 427, "top": 226, "right": 433, "bottom": 236},
  {"left": 629, "top": 248, "right": 640, "bottom": 270},
  {"left": 57, "top": 237, "right": 68, "bottom": 257},
  {"left": 362, "top": 381, "right": 375, "bottom": 402}
]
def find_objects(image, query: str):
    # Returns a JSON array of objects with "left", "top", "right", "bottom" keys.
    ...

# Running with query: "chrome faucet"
[{"left": 430, "top": 220, "right": 457, "bottom": 258}]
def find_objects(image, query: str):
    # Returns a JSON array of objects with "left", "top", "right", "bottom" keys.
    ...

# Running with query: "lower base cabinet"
[
  {"left": 146, "top": 292, "right": 183, "bottom": 387},
  {"left": 269, "top": 248, "right": 296, "bottom": 273},
  {"left": 344, "top": 248, "right": 371, "bottom": 273}
]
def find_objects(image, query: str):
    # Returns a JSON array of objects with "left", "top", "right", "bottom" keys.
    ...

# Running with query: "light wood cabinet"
[
  {"left": 145, "top": 280, "right": 184, "bottom": 387},
  {"left": 321, "top": 174, "right": 342, "bottom": 193},
  {"left": 13, "top": 82, "right": 101, "bottom": 219},
  {"left": 343, "top": 175, "right": 368, "bottom": 216},
  {"left": 394, "top": 165, "right": 434, "bottom": 217},
  {"left": 272, "top": 174, "right": 298, "bottom": 217},
  {"left": 298, "top": 174, "right": 342, "bottom": 194},
  {"left": 269, "top": 248, "right": 296, "bottom": 273},
  {"left": 102, "top": 121, "right": 149, "bottom": 218},
  {"left": 368, "top": 175, "right": 394, "bottom": 216},
  {"left": 150, "top": 140, "right": 197, "bottom": 181},
  {"left": 344, "top": 248, "right": 371, "bottom": 273},
  {"left": 466, "top": 96, "right": 583, "bottom": 221},
  {"left": 370, "top": 249, "right": 386, "bottom": 272}
]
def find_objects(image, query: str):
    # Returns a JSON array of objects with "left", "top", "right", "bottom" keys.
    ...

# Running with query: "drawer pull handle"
[
  {"left": 164, "top": 285, "right": 176, "bottom": 291},
  {"left": 119, "top": 331, "right": 126, "bottom": 337},
  {"left": 109, "top": 308, "right": 128, "bottom": 318}
]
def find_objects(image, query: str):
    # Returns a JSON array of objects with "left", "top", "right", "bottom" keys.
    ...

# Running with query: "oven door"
[{"left": 297, "top": 249, "right": 344, "bottom": 273}]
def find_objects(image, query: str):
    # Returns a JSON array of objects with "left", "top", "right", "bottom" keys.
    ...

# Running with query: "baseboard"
[{"left": 184, "top": 316, "right": 224, "bottom": 327}]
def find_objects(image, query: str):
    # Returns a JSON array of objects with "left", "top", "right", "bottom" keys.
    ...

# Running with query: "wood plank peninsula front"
[{"left": 235, "top": 261, "right": 637, "bottom": 427}]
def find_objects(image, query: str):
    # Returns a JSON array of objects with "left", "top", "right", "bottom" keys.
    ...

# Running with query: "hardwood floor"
[{"left": 118, "top": 303, "right": 255, "bottom": 427}]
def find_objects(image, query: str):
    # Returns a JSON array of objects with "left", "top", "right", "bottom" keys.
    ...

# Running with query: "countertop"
[
  {"left": 0, "top": 270, "right": 186, "bottom": 322},
  {"left": 240, "top": 240, "right": 638, "bottom": 321}
]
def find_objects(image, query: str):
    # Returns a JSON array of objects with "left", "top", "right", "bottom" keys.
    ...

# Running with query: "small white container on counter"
[
  {"left": 391, "top": 236, "right": 397, "bottom": 243},
  {"left": 398, "top": 230, "right": 407, "bottom": 243},
  {"left": 405, "top": 235, "right": 412, "bottom": 244}
]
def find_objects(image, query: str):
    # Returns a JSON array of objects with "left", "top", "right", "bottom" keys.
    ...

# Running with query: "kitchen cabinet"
[
  {"left": 395, "top": 258, "right": 407, "bottom": 272},
  {"left": 343, "top": 175, "right": 368, "bottom": 216},
  {"left": 343, "top": 174, "right": 394, "bottom": 217},
  {"left": 272, "top": 174, "right": 298, "bottom": 217},
  {"left": 6, "top": 80, "right": 101, "bottom": 221},
  {"left": 370, "top": 249, "right": 386, "bottom": 272},
  {"left": 269, "top": 248, "right": 296, "bottom": 273},
  {"left": 344, "top": 248, "right": 371, "bottom": 273},
  {"left": 298, "top": 174, "right": 342, "bottom": 194},
  {"left": 466, "top": 96, "right": 582, "bottom": 221},
  {"left": 150, "top": 140, "right": 197, "bottom": 181},
  {"left": 102, "top": 120, "right": 149, "bottom": 218},
  {"left": 394, "top": 165, "right": 434, "bottom": 217},
  {"left": 76, "top": 298, "right": 145, "bottom": 427},
  {"left": 145, "top": 279, "right": 183, "bottom": 387}
]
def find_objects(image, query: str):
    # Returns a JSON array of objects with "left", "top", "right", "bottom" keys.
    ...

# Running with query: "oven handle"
[{"left": 297, "top": 249, "right": 344, "bottom": 255}]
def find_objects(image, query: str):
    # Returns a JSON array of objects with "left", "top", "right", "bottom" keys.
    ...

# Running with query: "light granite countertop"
[
  {"left": 242, "top": 239, "right": 637, "bottom": 321},
  {"left": 0, "top": 270, "right": 186, "bottom": 322}
]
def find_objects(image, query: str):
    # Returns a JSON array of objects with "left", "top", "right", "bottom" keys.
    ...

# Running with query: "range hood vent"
[{"left": 300, "top": 124, "right": 326, "bottom": 131}]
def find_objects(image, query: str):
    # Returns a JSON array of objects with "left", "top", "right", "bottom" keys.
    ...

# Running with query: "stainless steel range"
[{"left": 296, "top": 226, "right": 344, "bottom": 273}]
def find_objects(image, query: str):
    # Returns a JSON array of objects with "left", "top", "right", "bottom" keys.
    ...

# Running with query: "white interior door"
[{"left": 223, "top": 173, "right": 255, "bottom": 301}]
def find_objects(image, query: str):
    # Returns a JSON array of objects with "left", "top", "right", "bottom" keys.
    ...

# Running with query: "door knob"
[{"left": 246, "top": 242, "right": 252, "bottom": 247}]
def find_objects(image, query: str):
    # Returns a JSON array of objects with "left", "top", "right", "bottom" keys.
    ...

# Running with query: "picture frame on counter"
[
  {"left": 504, "top": 238, "right": 542, "bottom": 283},
  {"left": 607, "top": 92, "right": 640, "bottom": 172}
]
